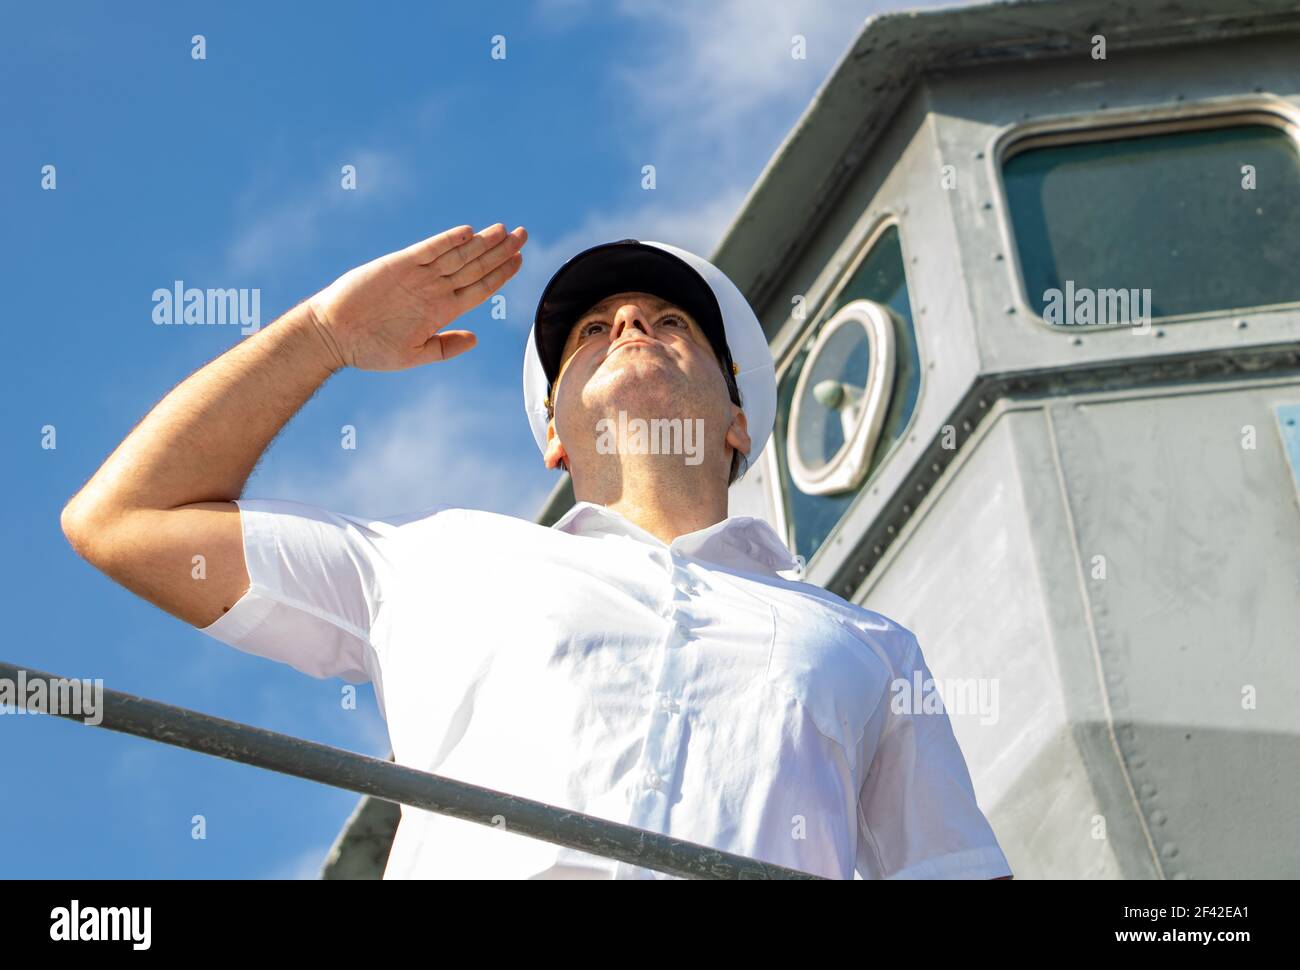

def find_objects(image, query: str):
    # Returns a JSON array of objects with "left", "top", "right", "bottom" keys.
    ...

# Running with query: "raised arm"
[{"left": 60, "top": 223, "right": 527, "bottom": 628}]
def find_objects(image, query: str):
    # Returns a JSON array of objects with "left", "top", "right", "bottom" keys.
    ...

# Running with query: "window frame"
[
  {"left": 993, "top": 100, "right": 1300, "bottom": 333},
  {"left": 785, "top": 298, "right": 898, "bottom": 496}
]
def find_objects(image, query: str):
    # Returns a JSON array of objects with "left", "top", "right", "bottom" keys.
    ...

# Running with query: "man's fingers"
[
  {"left": 447, "top": 226, "right": 527, "bottom": 289},
  {"left": 401, "top": 225, "right": 475, "bottom": 265},
  {"left": 427, "top": 222, "right": 509, "bottom": 275},
  {"left": 414, "top": 329, "right": 477, "bottom": 365},
  {"left": 453, "top": 252, "right": 523, "bottom": 308}
]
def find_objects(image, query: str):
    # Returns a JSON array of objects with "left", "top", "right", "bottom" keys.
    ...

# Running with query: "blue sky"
[{"left": 1, "top": 0, "right": 951, "bottom": 878}]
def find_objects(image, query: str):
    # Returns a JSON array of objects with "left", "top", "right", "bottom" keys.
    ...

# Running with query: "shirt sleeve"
[
  {"left": 197, "top": 497, "right": 400, "bottom": 684},
  {"left": 854, "top": 633, "right": 1013, "bottom": 880}
]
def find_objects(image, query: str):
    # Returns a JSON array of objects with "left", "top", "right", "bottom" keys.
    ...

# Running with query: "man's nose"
[{"left": 609, "top": 306, "right": 652, "bottom": 343}]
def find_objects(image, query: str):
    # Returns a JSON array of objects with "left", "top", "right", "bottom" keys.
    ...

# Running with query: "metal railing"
[{"left": 1, "top": 662, "right": 824, "bottom": 880}]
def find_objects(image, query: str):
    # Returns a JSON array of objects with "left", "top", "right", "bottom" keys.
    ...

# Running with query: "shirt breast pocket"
[{"left": 764, "top": 606, "right": 893, "bottom": 767}]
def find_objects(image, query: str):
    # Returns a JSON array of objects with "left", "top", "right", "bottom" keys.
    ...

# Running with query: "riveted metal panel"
[
  {"left": 1046, "top": 380, "right": 1300, "bottom": 877},
  {"left": 860, "top": 406, "right": 1150, "bottom": 878}
]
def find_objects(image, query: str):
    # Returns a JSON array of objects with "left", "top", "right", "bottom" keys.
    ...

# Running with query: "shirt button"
[
  {"left": 657, "top": 695, "right": 678, "bottom": 714},
  {"left": 643, "top": 770, "right": 660, "bottom": 789}
]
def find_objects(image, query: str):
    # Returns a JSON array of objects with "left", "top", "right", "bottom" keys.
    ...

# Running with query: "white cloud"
[
  {"left": 225, "top": 148, "right": 412, "bottom": 278},
  {"left": 513, "top": 0, "right": 916, "bottom": 306},
  {"left": 611, "top": 0, "right": 874, "bottom": 144},
  {"left": 254, "top": 380, "right": 551, "bottom": 521},
  {"left": 534, "top": 0, "right": 597, "bottom": 30}
]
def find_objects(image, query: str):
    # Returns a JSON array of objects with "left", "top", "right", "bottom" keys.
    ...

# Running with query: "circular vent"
[{"left": 786, "top": 299, "right": 897, "bottom": 496}]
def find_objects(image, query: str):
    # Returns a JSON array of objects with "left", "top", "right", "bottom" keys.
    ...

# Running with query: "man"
[{"left": 61, "top": 223, "right": 1012, "bottom": 880}]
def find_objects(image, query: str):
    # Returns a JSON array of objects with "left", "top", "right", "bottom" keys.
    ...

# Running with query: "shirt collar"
[{"left": 550, "top": 501, "right": 799, "bottom": 577}]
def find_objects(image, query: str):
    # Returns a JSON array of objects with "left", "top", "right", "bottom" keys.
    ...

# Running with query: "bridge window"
[{"left": 1003, "top": 120, "right": 1300, "bottom": 326}]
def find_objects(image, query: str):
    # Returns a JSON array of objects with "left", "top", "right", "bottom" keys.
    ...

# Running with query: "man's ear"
[
  {"left": 543, "top": 421, "right": 569, "bottom": 471},
  {"left": 724, "top": 406, "right": 751, "bottom": 462}
]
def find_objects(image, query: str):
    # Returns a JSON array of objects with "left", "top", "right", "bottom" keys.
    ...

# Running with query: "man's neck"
[{"left": 571, "top": 460, "right": 729, "bottom": 545}]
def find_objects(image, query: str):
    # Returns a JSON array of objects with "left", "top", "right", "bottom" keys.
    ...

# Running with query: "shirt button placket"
[
  {"left": 669, "top": 555, "right": 699, "bottom": 645},
  {"left": 632, "top": 551, "right": 694, "bottom": 831}
]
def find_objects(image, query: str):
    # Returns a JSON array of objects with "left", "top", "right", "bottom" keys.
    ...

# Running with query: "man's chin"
[
  {"left": 588, "top": 366, "right": 689, "bottom": 409},
  {"left": 593, "top": 389, "right": 697, "bottom": 423}
]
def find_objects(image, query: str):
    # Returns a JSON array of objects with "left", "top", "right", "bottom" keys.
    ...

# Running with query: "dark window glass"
[{"left": 1004, "top": 124, "right": 1300, "bottom": 324}]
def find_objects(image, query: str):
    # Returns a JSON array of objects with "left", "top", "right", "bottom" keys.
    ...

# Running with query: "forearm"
[{"left": 65, "top": 301, "right": 339, "bottom": 523}]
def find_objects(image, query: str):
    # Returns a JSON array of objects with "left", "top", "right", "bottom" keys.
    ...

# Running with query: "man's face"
[{"left": 544, "top": 290, "right": 746, "bottom": 474}]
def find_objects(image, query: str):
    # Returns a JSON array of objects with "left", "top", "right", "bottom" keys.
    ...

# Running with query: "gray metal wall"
[
  {"left": 860, "top": 382, "right": 1300, "bottom": 878},
  {"left": 731, "top": 29, "right": 1300, "bottom": 878}
]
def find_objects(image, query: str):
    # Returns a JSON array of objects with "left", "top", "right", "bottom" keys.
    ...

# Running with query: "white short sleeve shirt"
[{"left": 201, "top": 497, "right": 1012, "bottom": 880}]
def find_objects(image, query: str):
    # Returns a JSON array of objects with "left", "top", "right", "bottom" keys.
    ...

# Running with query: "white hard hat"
[{"left": 522, "top": 239, "right": 777, "bottom": 483}]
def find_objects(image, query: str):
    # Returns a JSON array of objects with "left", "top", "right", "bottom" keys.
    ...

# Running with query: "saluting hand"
[{"left": 306, "top": 223, "right": 527, "bottom": 372}]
